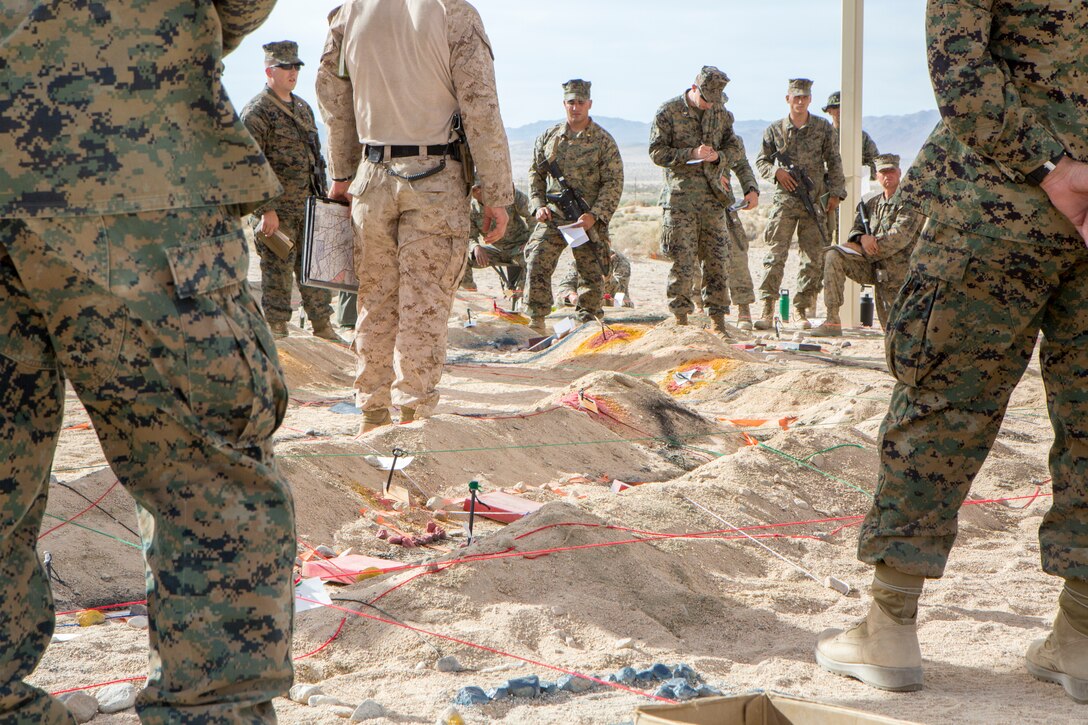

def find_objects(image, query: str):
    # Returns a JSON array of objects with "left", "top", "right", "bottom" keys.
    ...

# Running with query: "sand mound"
[
  {"left": 538, "top": 371, "right": 742, "bottom": 465},
  {"left": 525, "top": 320, "right": 756, "bottom": 378},
  {"left": 277, "top": 336, "right": 356, "bottom": 396},
  {"left": 39, "top": 469, "right": 143, "bottom": 611},
  {"left": 276, "top": 404, "right": 686, "bottom": 508},
  {"left": 446, "top": 318, "right": 537, "bottom": 352}
]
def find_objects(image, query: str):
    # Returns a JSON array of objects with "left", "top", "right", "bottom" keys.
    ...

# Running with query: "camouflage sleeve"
[
  {"left": 528, "top": 132, "right": 549, "bottom": 213},
  {"left": 612, "top": 251, "right": 631, "bottom": 288},
  {"left": 926, "top": 0, "right": 1065, "bottom": 175},
  {"left": 316, "top": 8, "right": 362, "bottom": 181},
  {"left": 648, "top": 105, "right": 690, "bottom": 168},
  {"left": 873, "top": 206, "right": 925, "bottom": 260},
  {"left": 213, "top": 0, "right": 276, "bottom": 55},
  {"left": 727, "top": 135, "right": 759, "bottom": 194},
  {"left": 514, "top": 188, "right": 532, "bottom": 222},
  {"left": 447, "top": 1, "right": 514, "bottom": 208},
  {"left": 240, "top": 102, "right": 277, "bottom": 214},
  {"left": 592, "top": 133, "right": 625, "bottom": 224},
  {"left": 755, "top": 124, "right": 780, "bottom": 182},
  {"left": 824, "top": 124, "right": 847, "bottom": 198}
]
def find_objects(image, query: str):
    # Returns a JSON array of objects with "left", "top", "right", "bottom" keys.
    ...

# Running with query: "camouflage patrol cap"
[
  {"left": 695, "top": 66, "right": 730, "bottom": 103},
  {"left": 787, "top": 78, "right": 814, "bottom": 97},
  {"left": 563, "top": 79, "right": 591, "bottom": 101},
  {"left": 822, "top": 91, "right": 841, "bottom": 111},
  {"left": 263, "top": 41, "right": 304, "bottom": 67},
  {"left": 874, "top": 154, "right": 901, "bottom": 172}
]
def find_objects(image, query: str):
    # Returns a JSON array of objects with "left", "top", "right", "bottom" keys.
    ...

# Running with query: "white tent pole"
[{"left": 838, "top": 0, "right": 864, "bottom": 328}]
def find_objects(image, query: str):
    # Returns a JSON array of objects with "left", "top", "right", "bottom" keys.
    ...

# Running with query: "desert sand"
[{"left": 29, "top": 224, "right": 1076, "bottom": 725}]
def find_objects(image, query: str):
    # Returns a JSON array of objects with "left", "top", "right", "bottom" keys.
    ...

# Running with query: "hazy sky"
[{"left": 222, "top": 1, "right": 936, "bottom": 127}]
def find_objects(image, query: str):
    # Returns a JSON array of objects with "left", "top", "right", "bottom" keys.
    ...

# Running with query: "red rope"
[
  {"left": 51, "top": 676, "right": 145, "bottom": 696},
  {"left": 38, "top": 479, "right": 121, "bottom": 540}
]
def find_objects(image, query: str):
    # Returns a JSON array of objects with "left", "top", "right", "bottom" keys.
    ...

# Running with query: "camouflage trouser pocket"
[
  {"left": 167, "top": 230, "right": 287, "bottom": 447},
  {"left": 886, "top": 232, "right": 973, "bottom": 389}
]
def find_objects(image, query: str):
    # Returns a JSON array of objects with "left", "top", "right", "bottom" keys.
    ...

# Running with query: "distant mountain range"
[{"left": 506, "top": 110, "right": 941, "bottom": 167}]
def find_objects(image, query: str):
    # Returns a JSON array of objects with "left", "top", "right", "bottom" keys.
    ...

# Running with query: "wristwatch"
[{"left": 1025, "top": 150, "right": 1066, "bottom": 185}]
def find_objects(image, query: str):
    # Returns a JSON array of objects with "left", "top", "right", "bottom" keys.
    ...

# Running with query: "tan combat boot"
[
  {"left": 810, "top": 310, "right": 842, "bottom": 337},
  {"left": 311, "top": 320, "right": 344, "bottom": 342},
  {"left": 359, "top": 408, "right": 392, "bottom": 434},
  {"left": 710, "top": 313, "right": 736, "bottom": 341},
  {"left": 815, "top": 565, "right": 924, "bottom": 692},
  {"left": 796, "top": 307, "right": 813, "bottom": 330},
  {"left": 752, "top": 299, "right": 774, "bottom": 330},
  {"left": 1027, "top": 581, "right": 1088, "bottom": 702},
  {"left": 529, "top": 316, "right": 548, "bottom": 335},
  {"left": 737, "top": 304, "right": 753, "bottom": 331},
  {"left": 400, "top": 407, "right": 416, "bottom": 424},
  {"left": 674, "top": 313, "right": 689, "bottom": 326}
]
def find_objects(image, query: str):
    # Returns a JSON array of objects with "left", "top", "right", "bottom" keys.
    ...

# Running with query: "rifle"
[
  {"left": 776, "top": 150, "right": 829, "bottom": 245},
  {"left": 541, "top": 159, "right": 610, "bottom": 280},
  {"left": 855, "top": 197, "right": 887, "bottom": 283}
]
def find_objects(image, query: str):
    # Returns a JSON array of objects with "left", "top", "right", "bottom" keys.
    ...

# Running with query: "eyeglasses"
[{"left": 275, "top": 63, "right": 302, "bottom": 71}]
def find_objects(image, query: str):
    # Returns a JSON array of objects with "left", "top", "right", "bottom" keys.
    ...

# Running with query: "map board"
[{"left": 302, "top": 196, "right": 356, "bottom": 292}]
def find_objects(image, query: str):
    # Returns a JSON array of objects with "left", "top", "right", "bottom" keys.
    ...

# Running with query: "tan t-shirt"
[{"left": 318, "top": 0, "right": 513, "bottom": 207}]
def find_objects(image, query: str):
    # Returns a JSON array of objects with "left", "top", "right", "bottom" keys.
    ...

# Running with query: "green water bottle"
[{"left": 779, "top": 289, "right": 790, "bottom": 323}]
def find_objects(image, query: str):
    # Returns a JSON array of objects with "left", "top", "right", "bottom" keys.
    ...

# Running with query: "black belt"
[{"left": 365, "top": 143, "right": 459, "bottom": 163}]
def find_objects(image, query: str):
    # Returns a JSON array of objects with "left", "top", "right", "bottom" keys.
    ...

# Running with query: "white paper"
[
  {"left": 554, "top": 318, "right": 575, "bottom": 337},
  {"left": 686, "top": 159, "right": 704, "bottom": 165},
  {"left": 51, "top": 632, "right": 83, "bottom": 643},
  {"left": 364, "top": 454, "right": 415, "bottom": 471},
  {"left": 557, "top": 223, "right": 589, "bottom": 248},
  {"left": 833, "top": 244, "right": 864, "bottom": 257},
  {"left": 294, "top": 577, "right": 333, "bottom": 614}
]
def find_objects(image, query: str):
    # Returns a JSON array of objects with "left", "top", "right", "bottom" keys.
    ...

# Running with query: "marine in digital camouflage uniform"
[
  {"left": 318, "top": 0, "right": 514, "bottom": 429},
  {"left": 817, "top": 1, "right": 1088, "bottom": 701},
  {"left": 824, "top": 91, "right": 880, "bottom": 180},
  {"left": 525, "top": 79, "right": 624, "bottom": 333},
  {"left": 0, "top": 2, "right": 296, "bottom": 722},
  {"left": 649, "top": 67, "right": 759, "bottom": 335},
  {"left": 823, "top": 90, "right": 881, "bottom": 244},
  {"left": 558, "top": 249, "right": 633, "bottom": 307},
  {"left": 810, "top": 154, "right": 924, "bottom": 336},
  {"left": 462, "top": 185, "right": 533, "bottom": 303},
  {"left": 754, "top": 78, "right": 846, "bottom": 329},
  {"left": 240, "top": 41, "right": 338, "bottom": 341}
]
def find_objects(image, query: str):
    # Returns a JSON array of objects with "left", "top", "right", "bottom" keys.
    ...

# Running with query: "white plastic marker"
[
  {"left": 294, "top": 577, "right": 332, "bottom": 613},
  {"left": 364, "top": 455, "right": 415, "bottom": 471},
  {"left": 684, "top": 497, "right": 851, "bottom": 596}
]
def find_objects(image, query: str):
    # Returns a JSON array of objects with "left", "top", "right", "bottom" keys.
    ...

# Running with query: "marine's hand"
[
  {"left": 259, "top": 210, "right": 280, "bottom": 237},
  {"left": 329, "top": 180, "right": 353, "bottom": 202},
  {"left": 482, "top": 206, "right": 509, "bottom": 244},
  {"left": 575, "top": 212, "right": 596, "bottom": 231},
  {"left": 845, "top": 241, "right": 864, "bottom": 255},
  {"left": 860, "top": 234, "right": 879, "bottom": 256},
  {"left": 743, "top": 190, "right": 759, "bottom": 210},
  {"left": 473, "top": 245, "right": 491, "bottom": 267},
  {"left": 827, "top": 195, "right": 841, "bottom": 214},
  {"left": 1041, "top": 157, "right": 1088, "bottom": 243},
  {"left": 775, "top": 168, "right": 798, "bottom": 193},
  {"left": 535, "top": 207, "right": 553, "bottom": 223},
  {"left": 693, "top": 144, "right": 719, "bottom": 163}
]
